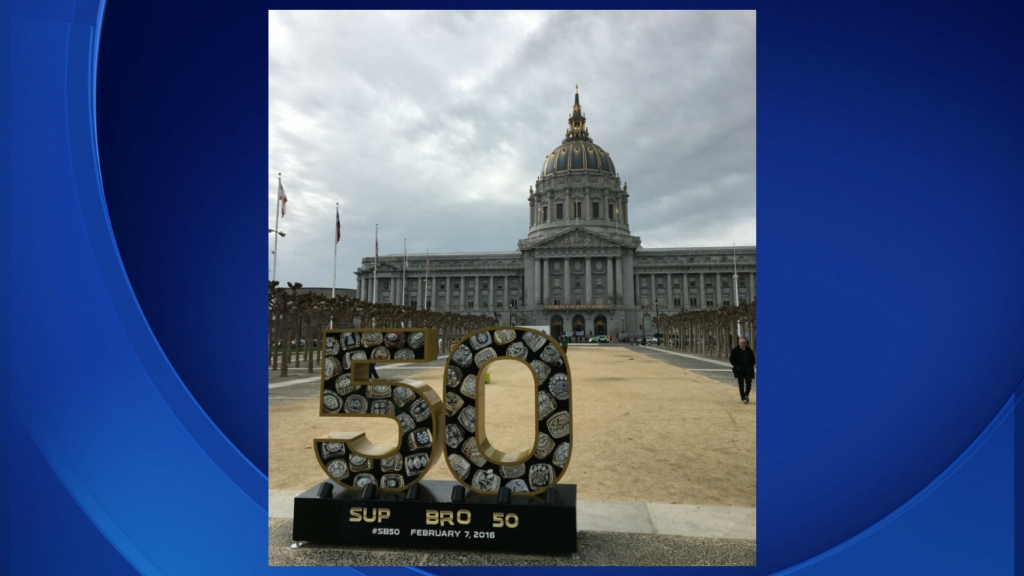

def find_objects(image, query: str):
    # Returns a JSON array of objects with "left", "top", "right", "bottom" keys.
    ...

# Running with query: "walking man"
[{"left": 730, "top": 337, "right": 755, "bottom": 404}]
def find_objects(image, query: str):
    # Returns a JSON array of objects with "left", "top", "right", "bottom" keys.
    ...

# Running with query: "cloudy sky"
[{"left": 269, "top": 10, "right": 756, "bottom": 289}]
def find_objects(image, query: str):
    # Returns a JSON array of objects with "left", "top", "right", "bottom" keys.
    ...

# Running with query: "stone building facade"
[{"left": 355, "top": 89, "right": 755, "bottom": 340}]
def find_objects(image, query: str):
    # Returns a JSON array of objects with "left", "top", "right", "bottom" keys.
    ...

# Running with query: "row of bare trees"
[
  {"left": 269, "top": 281, "right": 497, "bottom": 376},
  {"left": 653, "top": 302, "right": 756, "bottom": 359}
]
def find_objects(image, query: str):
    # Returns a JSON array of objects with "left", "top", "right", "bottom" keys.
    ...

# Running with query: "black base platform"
[{"left": 292, "top": 479, "right": 577, "bottom": 554}]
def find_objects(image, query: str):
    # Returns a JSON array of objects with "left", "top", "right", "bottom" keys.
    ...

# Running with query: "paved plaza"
[{"left": 268, "top": 343, "right": 756, "bottom": 566}]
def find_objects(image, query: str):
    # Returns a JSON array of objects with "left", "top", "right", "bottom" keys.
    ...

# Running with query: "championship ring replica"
[{"left": 292, "top": 327, "right": 577, "bottom": 554}]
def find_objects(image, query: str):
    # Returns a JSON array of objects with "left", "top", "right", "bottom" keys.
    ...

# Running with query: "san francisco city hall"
[{"left": 355, "top": 89, "right": 756, "bottom": 340}]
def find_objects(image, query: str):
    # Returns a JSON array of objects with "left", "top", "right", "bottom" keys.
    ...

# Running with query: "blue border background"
[{"left": 5, "top": 0, "right": 1022, "bottom": 574}]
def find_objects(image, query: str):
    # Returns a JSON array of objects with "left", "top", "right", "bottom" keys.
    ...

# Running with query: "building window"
[
  {"left": 556, "top": 203, "right": 564, "bottom": 220},
  {"left": 689, "top": 279, "right": 696, "bottom": 287},
  {"left": 608, "top": 203, "right": 615, "bottom": 220},
  {"left": 574, "top": 201, "right": 583, "bottom": 218},
  {"left": 467, "top": 300, "right": 474, "bottom": 308},
  {"left": 740, "top": 297, "right": 747, "bottom": 304},
  {"left": 382, "top": 295, "right": 390, "bottom": 303},
  {"left": 411, "top": 299, "right": 417, "bottom": 308},
  {"left": 509, "top": 298, "right": 517, "bottom": 308},
  {"left": 641, "top": 295, "right": 649, "bottom": 306},
  {"left": 673, "top": 278, "right": 680, "bottom": 287},
  {"left": 592, "top": 202, "right": 600, "bottom": 218},
  {"left": 482, "top": 281, "right": 488, "bottom": 289},
  {"left": 707, "top": 299, "right": 715, "bottom": 307},
  {"left": 481, "top": 298, "right": 489, "bottom": 307},
  {"left": 673, "top": 298, "right": 681, "bottom": 307},
  {"left": 690, "top": 297, "right": 697, "bottom": 306},
  {"left": 496, "top": 301, "right": 502, "bottom": 309},
  {"left": 543, "top": 206, "right": 548, "bottom": 222},
  {"left": 575, "top": 297, "right": 582, "bottom": 305},
  {"left": 657, "top": 279, "right": 664, "bottom": 288},
  {"left": 553, "top": 298, "right": 560, "bottom": 305},
  {"left": 454, "top": 282, "right": 460, "bottom": 289},
  {"left": 574, "top": 277, "right": 582, "bottom": 288},
  {"left": 596, "top": 278, "right": 603, "bottom": 287}
]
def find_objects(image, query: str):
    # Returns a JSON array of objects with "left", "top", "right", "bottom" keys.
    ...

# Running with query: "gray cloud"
[{"left": 269, "top": 10, "right": 755, "bottom": 288}]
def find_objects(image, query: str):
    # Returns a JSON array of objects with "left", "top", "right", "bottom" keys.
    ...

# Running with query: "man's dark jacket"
[{"left": 730, "top": 346, "right": 756, "bottom": 379}]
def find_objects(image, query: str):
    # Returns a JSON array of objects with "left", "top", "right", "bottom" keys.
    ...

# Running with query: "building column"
[
  {"left": 540, "top": 258, "right": 548, "bottom": 305},
  {"left": 699, "top": 272, "right": 706, "bottom": 309},
  {"left": 624, "top": 253, "right": 636, "bottom": 308},
  {"left": 430, "top": 277, "right": 437, "bottom": 309},
  {"left": 667, "top": 273, "right": 673, "bottom": 309},
  {"left": 563, "top": 259, "right": 570, "bottom": 305},
  {"left": 650, "top": 273, "right": 655, "bottom": 306},
  {"left": 716, "top": 273, "right": 723, "bottom": 307},
  {"left": 607, "top": 258, "right": 615, "bottom": 305},
  {"left": 416, "top": 277, "right": 423, "bottom": 310},
  {"left": 535, "top": 259, "right": 543, "bottom": 305},
  {"left": 584, "top": 257, "right": 593, "bottom": 304},
  {"left": 750, "top": 272, "right": 756, "bottom": 302},
  {"left": 616, "top": 255, "right": 625, "bottom": 306},
  {"left": 681, "top": 273, "right": 688, "bottom": 310}
]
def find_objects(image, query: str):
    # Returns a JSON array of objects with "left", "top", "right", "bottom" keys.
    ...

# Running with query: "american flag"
[
  {"left": 278, "top": 179, "right": 288, "bottom": 216},
  {"left": 335, "top": 206, "right": 341, "bottom": 244}
]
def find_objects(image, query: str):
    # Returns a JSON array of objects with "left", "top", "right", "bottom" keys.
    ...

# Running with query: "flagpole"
[
  {"left": 402, "top": 239, "right": 407, "bottom": 307},
  {"left": 733, "top": 244, "right": 741, "bottom": 339},
  {"left": 373, "top": 223, "right": 378, "bottom": 305},
  {"left": 331, "top": 203, "right": 339, "bottom": 329},
  {"left": 272, "top": 173, "right": 281, "bottom": 283}
]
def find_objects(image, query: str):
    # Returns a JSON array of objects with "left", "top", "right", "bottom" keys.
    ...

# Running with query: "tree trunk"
[{"left": 280, "top": 313, "right": 290, "bottom": 377}]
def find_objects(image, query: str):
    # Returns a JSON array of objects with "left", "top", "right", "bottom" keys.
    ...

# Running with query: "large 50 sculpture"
[{"left": 314, "top": 327, "right": 573, "bottom": 496}]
